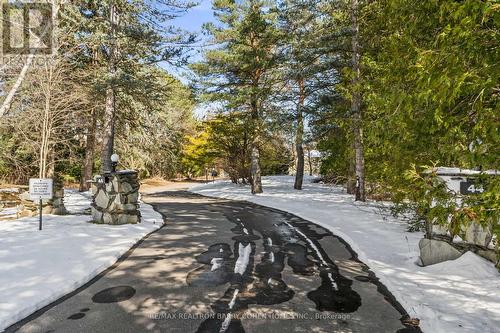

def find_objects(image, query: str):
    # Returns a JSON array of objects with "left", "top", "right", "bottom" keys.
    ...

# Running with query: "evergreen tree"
[
  {"left": 276, "top": 0, "right": 317, "bottom": 190},
  {"left": 77, "top": 0, "right": 196, "bottom": 172},
  {"left": 193, "top": 0, "right": 281, "bottom": 194}
]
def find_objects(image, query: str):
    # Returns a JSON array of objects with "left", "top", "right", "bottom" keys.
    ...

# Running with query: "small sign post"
[{"left": 29, "top": 178, "right": 53, "bottom": 230}]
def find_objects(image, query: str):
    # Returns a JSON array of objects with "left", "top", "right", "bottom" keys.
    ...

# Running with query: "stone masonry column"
[{"left": 91, "top": 170, "right": 141, "bottom": 224}]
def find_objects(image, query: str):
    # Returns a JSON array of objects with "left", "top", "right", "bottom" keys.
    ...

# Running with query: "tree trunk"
[
  {"left": 346, "top": 149, "right": 356, "bottom": 194},
  {"left": 307, "top": 148, "right": 313, "bottom": 176},
  {"left": 294, "top": 79, "right": 305, "bottom": 190},
  {"left": 101, "top": 2, "right": 118, "bottom": 173},
  {"left": 351, "top": 0, "right": 366, "bottom": 201},
  {"left": 39, "top": 67, "right": 52, "bottom": 179},
  {"left": 47, "top": 148, "right": 55, "bottom": 178},
  {"left": 250, "top": 99, "right": 263, "bottom": 194},
  {"left": 101, "top": 88, "right": 115, "bottom": 172},
  {"left": 250, "top": 134, "right": 263, "bottom": 194},
  {"left": 353, "top": 118, "right": 365, "bottom": 201},
  {"left": 80, "top": 109, "right": 96, "bottom": 191}
]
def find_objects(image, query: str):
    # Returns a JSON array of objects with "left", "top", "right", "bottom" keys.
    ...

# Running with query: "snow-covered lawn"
[
  {"left": 190, "top": 176, "right": 500, "bottom": 333},
  {"left": 0, "top": 190, "right": 163, "bottom": 331}
]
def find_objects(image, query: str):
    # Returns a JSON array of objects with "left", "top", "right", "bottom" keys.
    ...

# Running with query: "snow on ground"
[
  {"left": 0, "top": 190, "right": 163, "bottom": 331},
  {"left": 190, "top": 176, "right": 500, "bottom": 333},
  {"left": 64, "top": 189, "right": 94, "bottom": 214}
]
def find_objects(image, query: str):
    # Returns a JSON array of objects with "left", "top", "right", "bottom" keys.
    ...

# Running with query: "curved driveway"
[{"left": 6, "top": 190, "right": 420, "bottom": 333}]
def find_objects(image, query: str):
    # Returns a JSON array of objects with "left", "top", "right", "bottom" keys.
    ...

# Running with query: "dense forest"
[{"left": 1, "top": 1, "right": 499, "bottom": 234}]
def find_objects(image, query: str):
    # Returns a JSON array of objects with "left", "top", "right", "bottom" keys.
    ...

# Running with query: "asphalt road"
[{"left": 6, "top": 190, "right": 421, "bottom": 333}]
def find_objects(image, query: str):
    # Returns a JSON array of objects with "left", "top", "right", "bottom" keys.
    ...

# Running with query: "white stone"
[
  {"left": 419, "top": 238, "right": 463, "bottom": 266},
  {"left": 105, "top": 180, "right": 114, "bottom": 193},
  {"left": 465, "top": 223, "right": 493, "bottom": 247},
  {"left": 91, "top": 184, "right": 98, "bottom": 195},
  {"left": 111, "top": 177, "right": 121, "bottom": 193},
  {"left": 105, "top": 194, "right": 117, "bottom": 210},
  {"left": 114, "top": 193, "right": 125, "bottom": 204},
  {"left": 19, "top": 192, "right": 31, "bottom": 201},
  {"left": 102, "top": 213, "right": 113, "bottom": 224},
  {"left": 95, "top": 190, "right": 109, "bottom": 209},
  {"left": 91, "top": 207, "right": 103, "bottom": 222}
]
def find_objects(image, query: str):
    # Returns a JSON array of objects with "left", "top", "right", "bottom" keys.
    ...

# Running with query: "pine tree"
[
  {"left": 77, "top": 0, "right": 196, "bottom": 173},
  {"left": 277, "top": 0, "right": 310, "bottom": 190},
  {"left": 193, "top": 0, "right": 281, "bottom": 194},
  {"left": 276, "top": 0, "right": 335, "bottom": 190}
]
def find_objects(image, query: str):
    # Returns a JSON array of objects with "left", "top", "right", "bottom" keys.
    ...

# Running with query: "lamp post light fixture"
[{"left": 110, "top": 153, "right": 119, "bottom": 173}]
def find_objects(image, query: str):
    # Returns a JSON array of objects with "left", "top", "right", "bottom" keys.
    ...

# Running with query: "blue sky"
[
  {"left": 172, "top": 0, "right": 214, "bottom": 34},
  {"left": 165, "top": 0, "right": 216, "bottom": 117},
  {"left": 165, "top": 0, "right": 215, "bottom": 77}
]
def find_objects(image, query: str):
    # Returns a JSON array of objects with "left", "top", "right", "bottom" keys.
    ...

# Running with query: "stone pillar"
[{"left": 91, "top": 170, "right": 141, "bottom": 225}]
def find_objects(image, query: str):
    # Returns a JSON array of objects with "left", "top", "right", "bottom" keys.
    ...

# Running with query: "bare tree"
[{"left": 22, "top": 57, "right": 86, "bottom": 178}]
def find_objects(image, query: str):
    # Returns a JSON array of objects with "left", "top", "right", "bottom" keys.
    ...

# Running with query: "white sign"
[{"left": 29, "top": 178, "right": 53, "bottom": 200}]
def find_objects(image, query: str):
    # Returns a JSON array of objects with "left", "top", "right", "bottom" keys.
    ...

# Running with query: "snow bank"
[
  {"left": 190, "top": 176, "right": 500, "bottom": 333},
  {"left": 0, "top": 190, "right": 163, "bottom": 331}
]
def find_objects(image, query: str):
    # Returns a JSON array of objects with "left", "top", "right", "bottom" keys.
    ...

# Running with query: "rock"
[
  {"left": 103, "top": 213, "right": 113, "bottom": 224},
  {"left": 419, "top": 238, "right": 463, "bottom": 266},
  {"left": 114, "top": 193, "right": 125, "bottom": 204},
  {"left": 465, "top": 223, "right": 492, "bottom": 247},
  {"left": 19, "top": 192, "right": 31, "bottom": 201},
  {"left": 476, "top": 249, "right": 499, "bottom": 264},
  {"left": 126, "top": 192, "right": 139, "bottom": 204},
  {"left": 52, "top": 206, "right": 67, "bottom": 215},
  {"left": 116, "top": 214, "right": 139, "bottom": 225},
  {"left": 95, "top": 190, "right": 110, "bottom": 209},
  {"left": 18, "top": 209, "right": 33, "bottom": 218},
  {"left": 112, "top": 177, "right": 121, "bottom": 193},
  {"left": 91, "top": 183, "right": 98, "bottom": 195},
  {"left": 121, "top": 182, "right": 133, "bottom": 194},
  {"left": 92, "top": 207, "right": 103, "bottom": 223},
  {"left": 120, "top": 203, "right": 139, "bottom": 211},
  {"left": 431, "top": 224, "right": 448, "bottom": 236},
  {"left": 0, "top": 187, "right": 19, "bottom": 193},
  {"left": 105, "top": 180, "right": 114, "bottom": 193},
  {"left": 42, "top": 205, "right": 53, "bottom": 214}
]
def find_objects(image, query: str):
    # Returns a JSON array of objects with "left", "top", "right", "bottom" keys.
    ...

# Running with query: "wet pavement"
[{"left": 5, "top": 190, "right": 421, "bottom": 333}]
